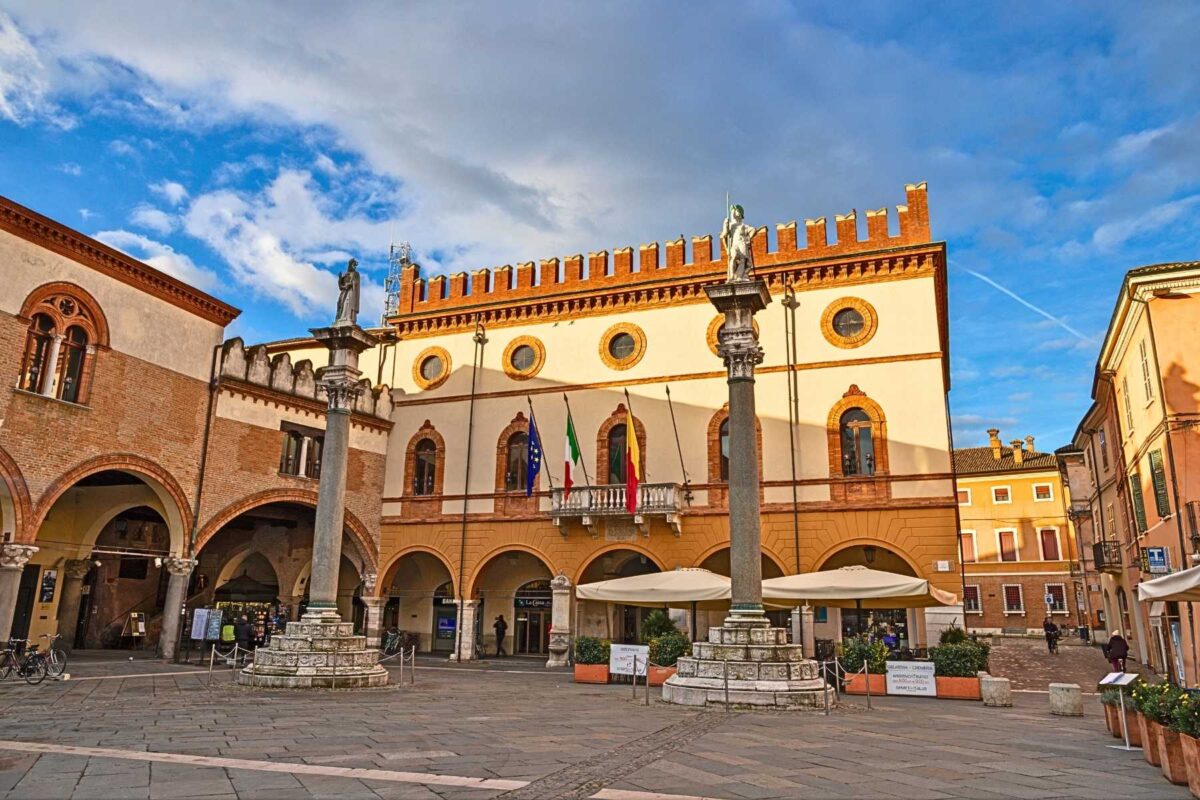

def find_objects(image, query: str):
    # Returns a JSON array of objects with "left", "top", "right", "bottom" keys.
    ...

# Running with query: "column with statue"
[
  {"left": 662, "top": 204, "right": 832, "bottom": 708},
  {"left": 239, "top": 259, "right": 388, "bottom": 688}
]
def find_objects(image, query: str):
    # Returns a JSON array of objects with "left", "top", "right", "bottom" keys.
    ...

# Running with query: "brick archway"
[
  {"left": 30, "top": 454, "right": 191, "bottom": 548},
  {"left": 195, "top": 489, "right": 377, "bottom": 574},
  {"left": 0, "top": 444, "right": 32, "bottom": 543}
]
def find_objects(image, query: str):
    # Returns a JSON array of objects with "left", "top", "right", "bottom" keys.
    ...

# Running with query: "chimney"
[
  {"left": 987, "top": 428, "right": 1002, "bottom": 460},
  {"left": 1011, "top": 439, "right": 1024, "bottom": 466},
  {"left": 1025, "top": 435, "right": 1035, "bottom": 454}
]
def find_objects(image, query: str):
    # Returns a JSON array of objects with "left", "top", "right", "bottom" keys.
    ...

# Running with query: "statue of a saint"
[
  {"left": 721, "top": 204, "right": 755, "bottom": 282},
  {"left": 333, "top": 258, "right": 360, "bottom": 327}
]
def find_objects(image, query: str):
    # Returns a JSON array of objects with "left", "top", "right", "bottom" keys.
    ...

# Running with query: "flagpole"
[
  {"left": 664, "top": 384, "right": 692, "bottom": 506},
  {"left": 526, "top": 395, "right": 554, "bottom": 490},
  {"left": 562, "top": 394, "right": 593, "bottom": 489}
]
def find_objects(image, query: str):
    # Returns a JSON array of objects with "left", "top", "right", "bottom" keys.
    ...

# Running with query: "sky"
[{"left": 1, "top": 2, "right": 1199, "bottom": 450}]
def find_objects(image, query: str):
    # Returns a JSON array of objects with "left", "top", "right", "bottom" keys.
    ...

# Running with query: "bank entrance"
[{"left": 514, "top": 579, "right": 551, "bottom": 655}]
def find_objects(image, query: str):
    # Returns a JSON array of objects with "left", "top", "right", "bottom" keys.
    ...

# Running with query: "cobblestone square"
[{"left": 0, "top": 655, "right": 1185, "bottom": 800}]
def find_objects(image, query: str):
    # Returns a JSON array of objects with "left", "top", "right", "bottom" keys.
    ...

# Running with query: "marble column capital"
[
  {"left": 163, "top": 557, "right": 198, "bottom": 577},
  {"left": 550, "top": 573, "right": 572, "bottom": 591},
  {"left": 0, "top": 544, "right": 37, "bottom": 570},
  {"left": 64, "top": 558, "right": 93, "bottom": 579},
  {"left": 359, "top": 595, "right": 386, "bottom": 608}
]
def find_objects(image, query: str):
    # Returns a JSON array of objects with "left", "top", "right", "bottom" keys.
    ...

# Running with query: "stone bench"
[
  {"left": 1049, "top": 683, "right": 1083, "bottom": 716},
  {"left": 981, "top": 676, "right": 1012, "bottom": 707}
]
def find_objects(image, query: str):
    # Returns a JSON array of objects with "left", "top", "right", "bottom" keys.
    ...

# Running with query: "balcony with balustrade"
[
  {"left": 1093, "top": 540, "right": 1123, "bottom": 574},
  {"left": 549, "top": 483, "right": 683, "bottom": 537}
]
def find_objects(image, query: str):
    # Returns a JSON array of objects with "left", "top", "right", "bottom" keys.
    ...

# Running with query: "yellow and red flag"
[{"left": 624, "top": 404, "right": 640, "bottom": 513}]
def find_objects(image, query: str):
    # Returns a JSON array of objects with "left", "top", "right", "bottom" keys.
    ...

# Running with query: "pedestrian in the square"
[
  {"left": 1105, "top": 630, "right": 1130, "bottom": 673},
  {"left": 1043, "top": 616, "right": 1059, "bottom": 654},
  {"left": 234, "top": 614, "right": 255, "bottom": 654},
  {"left": 494, "top": 615, "right": 508, "bottom": 657}
]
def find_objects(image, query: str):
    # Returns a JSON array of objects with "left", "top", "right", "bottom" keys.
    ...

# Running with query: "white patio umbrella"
[
  {"left": 761, "top": 565, "right": 958, "bottom": 609},
  {"left": 1138, "top": 564, "right": 1200, "bottom": 603},
  {"left": 575, "top": 567, "right": 731, "bottom": 608}
]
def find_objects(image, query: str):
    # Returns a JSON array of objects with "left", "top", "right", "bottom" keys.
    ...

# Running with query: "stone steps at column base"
[
  {"left": 253, "top": 647, "right": 381, "bottom": 669},
  {"left": 269, "top": 634, "right": 370, "bottom": 652},
  {"left": 662, "top": 675, "right": 835, "bottom": 709},
  {"left": 237, "top": 663, "right": 389, "bottom": 689}
]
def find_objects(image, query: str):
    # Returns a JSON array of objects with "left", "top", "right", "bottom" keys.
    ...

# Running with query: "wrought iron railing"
[{"left": 1093, "top": 540, "right": 1122, "bottom": 573}]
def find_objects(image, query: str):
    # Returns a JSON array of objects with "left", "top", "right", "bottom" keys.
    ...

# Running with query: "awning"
[
  {"left": 762, "top": 565, "right": 958, "bottom": 609},
  {"left": 575, "top": 568, "right": 731, "bottom": 609},
  {"left": 1138, "top": 565, "right": 1200, "bottom": 602}
]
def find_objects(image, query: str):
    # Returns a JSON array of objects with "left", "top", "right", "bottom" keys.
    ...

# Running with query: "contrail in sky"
[{"left": 950, "top": 261, "right": 1092, "bottom": 342}]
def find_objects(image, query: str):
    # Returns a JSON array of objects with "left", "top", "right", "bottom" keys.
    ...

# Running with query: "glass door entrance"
[{"left": 515, "top": 610, "right": 550, "bottom": 654}]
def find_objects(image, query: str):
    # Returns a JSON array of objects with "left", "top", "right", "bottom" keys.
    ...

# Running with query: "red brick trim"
[
  {"left": 0, "top": 194, "right": 239, "bottom": 326},
  {"left": 826, "top": 384, "right": 891, "bottom": 502},
  {"left": 30, "top": 453, "right": 193, "bottom": 542},
  {"left": 401, "top": 420, "right": 445, "bottom": 519},
  {"left": 595, "top": 403, "right": 647, "bottom": 484},
  {"left": 194, "top": 488, "right": 376, "bottom": 572},
  {"left": 377, "top": 544, "right": 457, "bottom": 598},
  {"left": 19, "top": 281, "right": 111, "bottom": 347},
  {"left": 493, "top": 412, "right": 538, "bottom": 515},
  {"left": 0, "top": 445, "right": 33, "bottom": 542}
]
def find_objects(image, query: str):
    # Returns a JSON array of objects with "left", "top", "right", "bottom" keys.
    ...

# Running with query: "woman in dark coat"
[{"left": 1105, "top": 630, "right": 1130, "bottom": 672}]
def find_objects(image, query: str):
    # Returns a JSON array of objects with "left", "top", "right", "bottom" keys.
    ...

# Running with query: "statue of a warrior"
[
  {"left": 333, "top": 258, "right": 361, "bottom": 327},
  {"left": 721, "top": 204, "right": 755, "bottom": 282}
]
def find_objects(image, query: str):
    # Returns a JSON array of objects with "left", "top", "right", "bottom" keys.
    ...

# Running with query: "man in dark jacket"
[
  {"left": 234, "top": 615, "right": 256, "bottom": 653},
  {"left": 494, "top": 615, "right": 508, "bottom": 657},
  {"left": 1043, "top": 617, "right": 1059, "bottom": 654},
  {"left": 1105, "top": 630, "right": 1130, "bottom": 672}
]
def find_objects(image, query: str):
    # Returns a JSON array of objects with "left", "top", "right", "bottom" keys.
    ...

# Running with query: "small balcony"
[
  {"left": 549, "top": 483, "right": 682, "bottom": 537},
  {"left": 1093, "top": 540, "right": 1123, "bottom": 574}
]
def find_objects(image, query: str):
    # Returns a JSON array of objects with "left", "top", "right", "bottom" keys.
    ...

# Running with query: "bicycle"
[
  {"left": 40, "top": 633, "right": 67, "bottom": 678},
  {"left": 0, "top": 640, "right": 47, "bottom": 685}
]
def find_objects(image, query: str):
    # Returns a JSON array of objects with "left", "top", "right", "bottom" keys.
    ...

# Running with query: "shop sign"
[
  {"left": 885, "top": 660, "right": 936, "bottom": 696},
  {"left": 436, "top": 616, "right": 456, "bottom": 639},
  {"left": 1146, "top": 547, "right": 1171, "bottom": 574},
  {"left": 609, "top": 643, "right": 649, "bottom": 676},
  {"left": 39, "top": 569, "right": 58, "bottom": 603},
  {"left": 515, "top": 597, "right": 552, "bottom": 609},
  {"left": 434, "top": 597, "right": 458, "bottom": 607}
]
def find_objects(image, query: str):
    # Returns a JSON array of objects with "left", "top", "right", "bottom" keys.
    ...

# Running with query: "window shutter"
[
  {"left": 1130, "top": 473, "right": 1149, "bottom": 532},
  {"left": 1149, "top": 450, "right": 1171, "bottom": 517}
]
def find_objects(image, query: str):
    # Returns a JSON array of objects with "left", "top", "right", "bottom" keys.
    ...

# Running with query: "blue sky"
[{"left": 2, "top": 2, "right": 1198, "bottom": 449}]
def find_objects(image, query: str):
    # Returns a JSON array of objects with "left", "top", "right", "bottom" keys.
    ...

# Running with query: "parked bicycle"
[
  {"left": 0, "top": 639, "right": 47, "bottom": 685},
  {"left": 40, "top": 633, "right": 67, "bottom": 678}
]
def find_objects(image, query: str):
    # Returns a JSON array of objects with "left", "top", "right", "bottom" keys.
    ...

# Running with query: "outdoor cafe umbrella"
[
  {"left": 1138, "top": 564, "right": 1200, "bottom": 603},
  {"left": 761, "top": 565, "right": 958, "bottom": 609},
  {"left": 575, "top": 567, "right": 731, "bottom": 640}
]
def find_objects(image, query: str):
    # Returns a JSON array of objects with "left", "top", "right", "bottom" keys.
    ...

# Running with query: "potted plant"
[
  {"left": 1171, "top": 690, "right": 1200, "bottom": 798},
  {"left": 1100, "top": 688, "right": 1122, "bottom": 738},
  {"left": 1123, "top": 683, "right": 1145, "bottom": 747},
  {"left": 842, "top": 636, "right": 888, "bottom": 696},
  {"left": 647, "top": 630, "right": 690, "bottom": 686},
  {"left": 1150, "top": 684, "right": 1189, "bottom": 786},
  {"left": 1131, "top": 681, "right": 1164, "bottom": 766},
  {"left": 929, "top": 639, "right": 989, "bottom": 700},
  {"left": 639, "top": 610, "right": 678, "bottom": 644},
  {"left": 573, "top": 636, "right": 611, "bottom": 684}
]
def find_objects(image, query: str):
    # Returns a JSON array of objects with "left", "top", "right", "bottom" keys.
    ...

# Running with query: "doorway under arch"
[
  {"left": 577, "top": 548, "right": 664, "bottom": 644},
  {"left": 381, "top": 550, "right": 457, "bottom": 652},
  {"left": 471, "top": 549, "right": 553, "bottom": 658}
]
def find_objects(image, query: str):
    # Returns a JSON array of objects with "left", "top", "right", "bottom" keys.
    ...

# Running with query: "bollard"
[
  {"left": 981, "top": 676, "right": 1012, "bottom": 707},
  {"left": 1049, "top": 683, "right": 1084, "bottom": 716}
]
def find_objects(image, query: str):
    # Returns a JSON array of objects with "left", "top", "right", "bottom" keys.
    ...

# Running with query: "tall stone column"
[
  {"left": 158, "top": 557, "right": 196, "bottom": 661},
  {"left": 55, "top": 559, "right": 93, "bottom": 647},
  {"left": 451, "top": 599, "right": 480, "bottom": 661},
  {"left": 0, "top": 544, "right": 37, "bottom": 642},
  {"left": 705, "top": 279, "right": 771, "bottom": 628},
  {"left": 547, "top": 574, "right": 572, "bottom": 668},
  {"left": 361, "top": 596, "right": 385, "bottom": 649}
]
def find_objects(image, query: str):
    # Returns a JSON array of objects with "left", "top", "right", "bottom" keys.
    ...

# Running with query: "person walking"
[
  {"left": 233, "top": 614, "right": 255, "bottom": 655},
  {"left": 1105, "top": 629, "right": 1130, "bottom": 673},
  {"left": 1043, "top": 616, "right": 1059, "bottom": 655},
  {"left": 493, "top": 615, "right": 508, "bottom": 657}
]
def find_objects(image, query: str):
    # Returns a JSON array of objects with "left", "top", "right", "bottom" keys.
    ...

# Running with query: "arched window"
[
  {"left": 505, "top": 431, "right": 529, "bottom": 491},
  {"left": 280, "top": 431, "right": 303, "bottom": 475},
  {"left": 305, "top": 435, "right": 323, "bottom": 479},
  {"left": 20, "top": 313, "right": 55, "bottom": 393},
  {"left": 607, "top": 424, "right": 627, "bottom": 484},
  {"left": 414, "top": 438, "right": 438, "bottom": 495},
  {"left": 18, "top": 283, "right": 108, "bottom": 405},
  {"left": 839, "top": 408, "right": 875, "bottom": 476},
  {"left": 719, "top": 418, "right": 731, "bottom": 481},
  {"left": 58, "top": 326, "right": 88, "bottom": 403}
]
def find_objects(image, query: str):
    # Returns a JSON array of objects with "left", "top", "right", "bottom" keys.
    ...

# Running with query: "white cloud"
[
  {"left": 313, "top": 153, "right": 341, "bottom": 176},
  {"left": 56, "top": 161, "right": 82, "bottom": 176},
  {"left": 107, "top": 139, "right": 138, "bottom": 158},
  {"left": 1092, "top": 195, "right": 1200, "bottom": 251},
  {"left": 95, "top": 229, "right": 218, "bottom": 290},
  {"left": 0, "top": 11, "right": 60, "bottom": 125},
  {"left": 128, "top": 203, "right": 175, "bottom": 234},
  {"left": 150, "top": 180, "right": 188, "bottom": 206},
  {"left": 78, "top": 208, "right": 95, "bottom": 221}
]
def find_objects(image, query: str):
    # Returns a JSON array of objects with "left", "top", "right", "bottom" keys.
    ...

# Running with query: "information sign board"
[
  {"left": 190, "top": 608, "right": 210, "bottom": 640},
  {"left": 1147, "top": 547, "right": 1170, "bottom": 574},
  {"left": 885, "top": 660, "right": 936, "bottom": 696},
  {"left": 205, "top": 608, "right": 224, "bottom": 641},
  {"left": 609, "top": 643, "right": 649, "bottom": 676}
]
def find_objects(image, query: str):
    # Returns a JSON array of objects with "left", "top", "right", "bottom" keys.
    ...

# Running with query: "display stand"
[{"left": 1100, "top": 672, "right": 1141, "bottom": 751}]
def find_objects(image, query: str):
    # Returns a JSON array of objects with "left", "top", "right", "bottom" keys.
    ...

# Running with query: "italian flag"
[
  {"left": 625, "top": 405, "right": 640, "bottom": 513},
  {"left": 564, "top": 413, "right": 582, "bottom": 498}
]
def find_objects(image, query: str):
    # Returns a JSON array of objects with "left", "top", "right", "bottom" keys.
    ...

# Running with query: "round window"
[
  {"left": 510, "top": 344, "right": 536, "bottom": 372},
  {"left": 832, "top": 308, "right": 865, "bottom": 338},
  {"left": 420, "top": 355, "right": 443, "bottom": 381},
  {"left": 608, "top": 332, "right": 636, "bottom": 360}
]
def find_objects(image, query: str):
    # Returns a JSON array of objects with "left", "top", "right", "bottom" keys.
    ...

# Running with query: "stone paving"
[
  {"left": 0, "top": 654, "right": 1188, "bottom": 799},
  {"left": 985, "top": 636, "right": 1154, "bottom": 692}
]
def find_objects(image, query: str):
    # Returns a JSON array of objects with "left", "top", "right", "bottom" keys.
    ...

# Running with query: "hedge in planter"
[
  {"left": 648, "top": 631, "right": 690, "bottom": 667},
  {"left": 930, "top": 640, "right": 989, "bottom": 700},
  {"left": 1131, "top": 680, "right": 1180, "bottom": 766},
  {"left": 639, "top": 610, "right": 678, "bottom": 644},
  {"left": 1171, "top": 690, "right": 1200, "bottom": 794},
  {"left": 841, "top": 636, "right": 888, "bottom": 674},
  {"left": 575, "top": 636, "right": 610, "bottom": 665}
]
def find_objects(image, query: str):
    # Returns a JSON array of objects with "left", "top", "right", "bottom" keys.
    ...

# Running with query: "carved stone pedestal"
[
  {"left": 662, "top": 625, "right": 833, "bottom": 709},
  {"left": 237, "top": 610, "right": 387, "bottom": 689}
]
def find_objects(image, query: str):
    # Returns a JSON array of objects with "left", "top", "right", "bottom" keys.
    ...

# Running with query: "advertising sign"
[
  {"left": 436, "top": 616, "right": 457, "bottom": 639},
  {"left": 39, "top": 569, "right": 58, "bottom": 603},
  {"left": 609, "top": 643, "right": 649, "bottom": 676},
  {"left": 885, "top": 660, "right": 936, "bottom": 696},
  {"left": 190, "top": 608, "right": 210, "bottom": 640},
  {"left": 205, "top": 608, "right": 224, "bottom": 640},
  {"left": 1147, "top": 547, "right": 1171, "bottom": 575}
]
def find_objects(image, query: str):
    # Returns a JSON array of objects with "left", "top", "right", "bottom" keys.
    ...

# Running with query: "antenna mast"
[{"left": 382, "top": 241, "right": 412, "bottom": 324}]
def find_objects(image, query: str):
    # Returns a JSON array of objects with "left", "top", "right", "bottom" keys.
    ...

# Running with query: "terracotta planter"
[
  {"left": 573, "top": 664, "right": 609, "bottom": 684},
  {"left": 647, "top": 665, "right": 676, "bottom": 687},
  {"left": 1102, "top": 704, "right": 1115, "bottom": 734},
  {"left": 844, "top": 673, "right": 887, "bottom": 696},
  {"left": 1140, "top": 714, "right": 1163, "bottom": 765},
  {"left": 1159, "top": 725, "right": 1189, "bottom": 785},
  {"left": 1180, "top": 733, "right": 1200, "bottom": 799},
  {"left": 935, "top": 676, "right": 982, "bottom": 700},
  {"left": 1126, "top": 710, "right": 1144, "bottom": 747}
]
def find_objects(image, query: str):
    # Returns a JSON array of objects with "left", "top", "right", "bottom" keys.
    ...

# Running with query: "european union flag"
[{"left": 526, "top": 416, "right": 543, "bottom": 497}]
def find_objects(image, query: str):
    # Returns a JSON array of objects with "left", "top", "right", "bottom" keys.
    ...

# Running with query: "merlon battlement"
[{"left": 392, "top": 183, "right": 930, "bottom": 317}]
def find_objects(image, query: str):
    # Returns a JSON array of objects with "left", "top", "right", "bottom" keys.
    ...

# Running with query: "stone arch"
[
  {"left": 404, "top": 420, "right": 446, "bottom": 497},
  {"left": 826, "top": 384, "right": 889, "bottom": 477},
  {"left": 694, "top": 542, "right": 788, "bottom": 578},
  {"left": 705, "top": 404, "right": 764, "bottom": 507},
  {"left": 573, "top": 543, "right": 667, "bottom": 585},
  {"left": 194, "top": 489, "right": 376, "bottom": 575},
  {"left": 378, "top": 545, "right": 457, "bottom": 599},
  {"left": 0, "top": 444, "right": 32, "bottom": 543},
  {"left": 19, "top": 281, "right": 111, "bottom": 348},
  {"left": 812, "top": 538, "right": 922, "bottom": 577},
  {"left": 466, "top": 543, "right": 556, "bottom": 598},
  {"left": 30, "top": 454, "right": 191, "bottom": 553},
  {"left": 595, "top": 403, "right": 647, "bottom": 484},
  {"left": 78, "top": 498, "right": 169, "bottom": 555}
]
